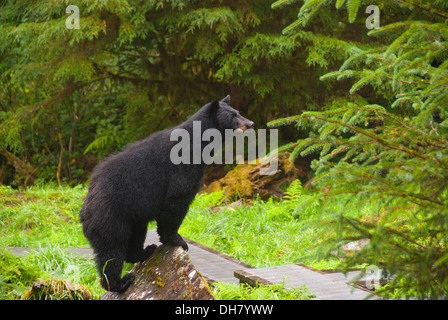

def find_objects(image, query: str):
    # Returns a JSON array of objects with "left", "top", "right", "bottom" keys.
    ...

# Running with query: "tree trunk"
[{"left": 0, "top": 148, "right": 38, "bottom": 187}]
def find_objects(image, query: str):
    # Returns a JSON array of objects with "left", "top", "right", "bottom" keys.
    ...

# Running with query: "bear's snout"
[{"left": 237, "top": 118, "right": 254, "bottom": 132}]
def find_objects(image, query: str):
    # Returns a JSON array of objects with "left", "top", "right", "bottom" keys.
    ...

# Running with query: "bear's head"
[{"left": 211, "top": 95, "right": 254, "bottom": 133}]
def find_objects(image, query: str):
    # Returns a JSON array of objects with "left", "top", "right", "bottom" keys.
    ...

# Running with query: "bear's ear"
[
  {"left": 221, "top": 95, "right": 231, "bottom": 104},
  {"left": 208, "top": 100, "right": 220, "bottom": 113}
]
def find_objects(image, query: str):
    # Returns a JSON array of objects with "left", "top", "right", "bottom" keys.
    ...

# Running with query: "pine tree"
[{"left": 269, "top": 0, "right": 448, "bottom": 298}]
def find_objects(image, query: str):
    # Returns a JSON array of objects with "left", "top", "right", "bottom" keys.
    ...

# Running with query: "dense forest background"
[{"left": 0, "top": 0, "right": 410, "bottom": 186}]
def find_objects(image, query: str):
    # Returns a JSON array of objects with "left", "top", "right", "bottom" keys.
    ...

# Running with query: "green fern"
[
  {"left": 83, "top": 135, "right": 125, "bottom": 155},
  {"left": 284, "top": 179, "right": 303, "bottom": 203}
]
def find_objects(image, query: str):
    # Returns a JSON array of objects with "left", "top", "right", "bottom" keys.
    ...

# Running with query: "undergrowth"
[
  {"left": 211, "top": 282, "right": 315, "bottom": 300},
  {"left": 0, "top": 181, "right": 374, "bottom": 299}
]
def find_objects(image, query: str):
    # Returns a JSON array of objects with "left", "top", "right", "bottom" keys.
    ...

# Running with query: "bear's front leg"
[
  {"left": 156, "top": 197, "right": 191, "bottom": 251},
  {"left": 157, "top": 223, "right": 189, "bottom": 251},
  {"left": 160, "top": 232, "right": 189, "bottom": 251}
]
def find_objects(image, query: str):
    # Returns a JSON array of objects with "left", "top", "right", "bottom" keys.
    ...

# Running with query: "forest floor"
[{"left": 0, "top": 183, "right": 374, "bottom": 299}]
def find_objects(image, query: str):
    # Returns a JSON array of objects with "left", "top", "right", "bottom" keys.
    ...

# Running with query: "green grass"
[
  {"left": 211, "top": 282, "right": 316, "bottom": 300},
  {"left": 179, "top": 187, "right": 371, "bottom": 269},
  {"left": 0, "top": 184, "right": 87, "bottom": 247},
  {"left": 0, "top": 182, "right": 375, "bottom": 299},
  {"left": 0, "top": 246, "right": 105, "bottom": 299}
]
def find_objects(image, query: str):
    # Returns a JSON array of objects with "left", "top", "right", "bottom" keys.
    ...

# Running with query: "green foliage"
[
  {"left": 181, "top": 190, "right": 353, "bottom": 269},
  {"left": 284, "top": 179, "right": 303, "bottom": 203},
  {"left": 0, "top": 184, "right": 87, "bottom": 247},
  {"left": 274, "top": 0, "right": 448, "bottom": 34},
  {"left": 0, "top": 249, "right": 44, "bottom": 299},
  {"left": 270, "top": 0, "right": 448, "bottom": 298},
  {"left": 0, "top": 246, "right": 103, "bottom": 300},
  {"left": 25, "top": 245, "right": 98, "bottom": 288},
  {"left": 191, "top": 189, "right": 226, "bottom": 208},
  {"left": 0, "top": 0, "right": 374, "bottom": 186}
]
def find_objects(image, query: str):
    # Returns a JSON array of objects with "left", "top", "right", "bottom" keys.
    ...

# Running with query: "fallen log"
[
  {"left": 0, "top": 148, "right": 38, "bottom": 187},
  {"left": 204, "top": 152, "right": 300, "bottom": 200},
  {"left": 101, "top": 244, "right": 215, "bottom": 300}
]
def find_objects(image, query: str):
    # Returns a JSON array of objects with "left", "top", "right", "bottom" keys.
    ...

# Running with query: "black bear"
[{"left": 80, "top": 95, "right": 254, "bottom": 292}]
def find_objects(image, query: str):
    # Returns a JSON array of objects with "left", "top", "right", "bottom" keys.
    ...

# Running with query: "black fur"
[{"left": 80, "top": 95, "right": 253, "bottom": 292}]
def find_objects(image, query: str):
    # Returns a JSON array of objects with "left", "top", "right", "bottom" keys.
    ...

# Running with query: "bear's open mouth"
[{"left": 236, "top": 125, "right": 248, "bottom": 133}]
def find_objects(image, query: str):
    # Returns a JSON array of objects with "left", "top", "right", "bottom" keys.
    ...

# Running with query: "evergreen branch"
[
  {"left": 335, "top": 0, "right": 346, "bottom": 9},
  {"left": 384, "top": 26, "right": 420, "bottom": 58},
  {"left": 349, "top": 72, "right": 380, "bottom": 94},
  {"left": 343, "top": 169, "right": 445, "bottom": 206},
  {"left": 271, "top": 0, "right": 291, "bottom": 8},
  {"left": 423, "top": 79, "right": 448, "bottom": 94},
  {"left": 393, "top": 0, "right": 448, "bottom": 19},
  {"left": 277, "top": 141, "right": 299, "bottom": 153},
  {"left": 430, "top": 59, "right": 448, "bottom": 82},
  {"left": 344, "top": 217, "right": 427, "bottom": 250},
  {"left": 282, "top": 16, "right": 308, "bottom": 35},
  {"left": 388, "top": 44, "right": 438, "bottom": 68},
  {"left": 301, "top": 0, "right": 323, "bottom": 12},
  {"left": 267, "top": 114, "right": 302, "bottom": 127},
  {"left": 394, "top": 48, "right": 448, "bottom": 81},
  {"left": 339, "top": 48, "right": 386, "bottom": 71},
  {"left": 307, "top": 114, "right": 428, "bottom": 160},
  {"left": 347, "top": 0, "right": 361, "bottom": 24},
  {"left": 283, "top": 0, "right": 326, "bottom": 34},
  {"left": 367, "top": 21, "right": 418, "bottom": 36}
]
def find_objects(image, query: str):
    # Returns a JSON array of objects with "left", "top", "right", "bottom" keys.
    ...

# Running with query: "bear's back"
[{"left": 82, "top": 129, "right": 175, "bottom": 220}]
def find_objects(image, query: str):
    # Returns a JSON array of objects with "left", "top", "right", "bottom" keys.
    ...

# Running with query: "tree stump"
[
  {"left": 21, "top": 279, "right": 92, "bottom": 300},
  {"left": 204, "top": 152, "right": 300, "bottom": 199},
  {"left": 101, "top": 245, "right": 215, "bottom": 300}
]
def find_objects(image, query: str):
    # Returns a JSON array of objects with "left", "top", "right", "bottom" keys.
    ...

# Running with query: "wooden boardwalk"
[
  {"left": 234, "top": 265, "right": 374, "bottom": 300},
  {"left": 2, "top": 229, "right": 376, "bottom": 299},
  {"left": 145, "top": 230, "right": 375, "bottom": 299}
]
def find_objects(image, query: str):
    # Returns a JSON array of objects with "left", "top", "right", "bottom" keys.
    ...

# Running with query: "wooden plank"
[{"left": 234, "top": 265, "right": 375, "bottom": 300}]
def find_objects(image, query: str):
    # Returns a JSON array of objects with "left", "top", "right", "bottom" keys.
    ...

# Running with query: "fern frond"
[
  {"left": 84, "top": 135, "right": 125, "bottom": 154},
  {"left": 284, "top": 179, "right": 303, "bottom": 202}
]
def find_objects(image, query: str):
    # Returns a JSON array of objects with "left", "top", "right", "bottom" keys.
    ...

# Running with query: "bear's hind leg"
[{"left": 96, "top": 251, "right": 134, "bottom": 293}]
